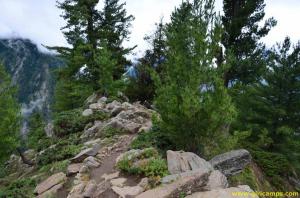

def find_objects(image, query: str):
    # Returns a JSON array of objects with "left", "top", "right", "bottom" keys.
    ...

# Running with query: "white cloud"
[{"left": 0, "top": 0, "right": 299, "bottom": 55}]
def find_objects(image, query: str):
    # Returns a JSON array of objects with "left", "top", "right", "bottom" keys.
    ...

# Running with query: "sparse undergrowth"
[
  {"left": 117, "top": 147, "right": 169, "bottom": 186},
  {"left": 53, "top": 108, "right": 108, "bottom": 137},
  {"left": 0, "top": 178, "right": 36, "bottom": 198},
  {"left": 228, "top": 166, "right": 259, "bottom": 190}
]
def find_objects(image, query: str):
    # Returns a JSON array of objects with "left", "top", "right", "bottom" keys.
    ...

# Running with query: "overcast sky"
[{"left": 0, "top": 0, "right": 299, "bottom": 57}]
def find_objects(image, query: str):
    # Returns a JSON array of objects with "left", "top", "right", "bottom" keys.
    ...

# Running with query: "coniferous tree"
[
  {"left": 238, "top": 38, "right": 300, "bottom": 149},
  {"left": 154, "top": 0, "right": 236, "bottom": 156},
  {"left": 0, "top": 64, "right": 20, "bottom": 162},
  {"left": 222, "top": 0, "right": 277, "bottom": 87},
  {"left": 125, "top": 20, "right": 166, "bottom": 102},
  {"left": 100, "top": 0, "right": 135, "bottom": 80}
]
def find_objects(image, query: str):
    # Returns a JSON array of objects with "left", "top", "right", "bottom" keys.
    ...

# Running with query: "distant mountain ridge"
[{"left": 0, "top": 38, "right": 62, "bottom": 135}]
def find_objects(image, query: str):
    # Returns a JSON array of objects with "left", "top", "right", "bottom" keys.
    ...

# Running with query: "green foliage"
[
  {"left": 0, "top": 178, "right": 36, "bottom": 198},
  {"left": 222, "top": 0, "right": 276, "bottom": 86},
  {"left": 229, "top": 166, "right": 259, "bottom": 191},
  {"left": 26, "top": 112, "right": 47, "bottom": 150},
  {"left": 37, "top": 138, "right": 82, "bottom": 166},
  {"left": 53, "top": 108, "right": 108, "bottom": 137},
  {"left": 38, "top": 160, "right": 70, "bottom": 175},
  {"left": 53, "top": 76, "right": 93, "bottom": 112},
  {"left": 252, "top": 150, "right": 290, "bottom": 178},
  {"left": 101, "top": 0, "right": 135, "bottom": 80},
  {"left": 102, "top": 127, "right": 124, "bottom": 138},
  {"left": 125, "top": 19, "right": 166, "bottom": 102},
  {"left": 117, "top": 148, "right": 169, "bottom": 179},
  {"left": 0, "top": 63, "right": 20, "bottom": 163},
  {"left": 154, "top": 0, "right": 236, "bottom": 156},
  {"left": 130, "top": 127, "right": 175, "bottom": 155}
]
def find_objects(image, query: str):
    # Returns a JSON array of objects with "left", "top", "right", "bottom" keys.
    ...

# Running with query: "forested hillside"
[{"left": 0, "top": 0, "right": 299, "bottom": 197}]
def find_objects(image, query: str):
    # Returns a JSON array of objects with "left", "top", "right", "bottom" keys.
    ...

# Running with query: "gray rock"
[
  {"left": 34, "top": 172, "right": 66, "bottom": 195},
  {"left": 112, "top": 186, "right": 144, "bottom": 198},
  {"left": 204, "top": 170, "right": 228, "bottom": 190},
  {"left": 67, "top": 163, "right": 83, "bottom": 176},
  {"left": 83, "top": 180, "right": 97, "bottom": 198},
  {"left": 82, "top": 121, "right": 104, "bottom": 139},
  {"left": 167, "top": 150, "right": 213, "bottom": 174},
  {"left": 97, "top": 96, "right": 108, "bottom": 103},
  {"left": 84, "top": 156, "right": 101, "bottom": 168},
  {"left": 82, "top": 109, "right": 93, "bottom": 117},
  {"left": 89, "top": 103, "right": 105, "bottom": 110},
  {"left": 209, "top": 149, "right": 251, "bottom": 176},
  {"left": 37, "top": 183, "right": 64, "bottom": 198},
  {"left": 110, "top": 178, "right": 127, "bottom": 187},
  {"left": 71, "top": 144, "right": 100, "bottom": 163},
  {"left": 137, "top": 169, "right": 210, "bottom": 198},
  {"left": 105, "top": 118, "right": 141, "bottom": 134},
  {"left": 85, "top": 93, "right": 98, "bottom": 105}
]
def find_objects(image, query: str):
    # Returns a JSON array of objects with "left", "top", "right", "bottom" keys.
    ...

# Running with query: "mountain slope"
[{"left": 0, "top": 38, "right": 62, "bottom": 135}]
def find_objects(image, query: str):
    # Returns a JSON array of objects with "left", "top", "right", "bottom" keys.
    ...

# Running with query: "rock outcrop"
[
  {"left": 137, "top": 169, "right": 210, "bottom": 198},
  {"left": 34, "top": 172, "right": 66, "bottom": 197},
  {"left": 209, "top": 149, "right": 251, "bottom": 176},
  {"left": 167, "top": 150, "right": 213, "bottom": 174}
]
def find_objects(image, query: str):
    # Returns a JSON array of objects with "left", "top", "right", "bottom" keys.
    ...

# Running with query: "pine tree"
[
  {"left": 0, "top": 63, "right": 20, "bottom": 162},
  {"left": 222, "top": 0, "right": 277, "bottom": 87},
  {"left": 125, "top": 20, "right": 166, "bottom": 102},
  {"left": 100, "top": 0, "right": 135, "bottom": 80},
  {"left": 238, "top": 37, "right": 300, "bottom": 149},
  {"left": 154, "top": 0, "right": 236, "bottom": 156}
]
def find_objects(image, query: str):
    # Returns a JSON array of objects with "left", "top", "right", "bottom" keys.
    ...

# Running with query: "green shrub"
[
  {"left": 102, "top": 127, "right": 124, "bottom": 138},
  {"left": 250, "top": 149, "right": 291, "bottom": 190},
  {"left": 0, "top": 178, "right": 36, "bottom": 198},
  {"left": 117, "top": 148, "right": 169, "bottom": 179},
  {"left": 39, "top": 160, "right": 70, "bottom": 174},
  {"left": 37, "top": 139, "right": 82, "bottom": 166},
  {"left": 252, "top": 150, "right": 290, "bottom": 177},
  {"left": 130, "top": 127, "right": 175, "bottom": 155},
  {"left": 53, "top": 109, "right": 108, "bottom": 137},
  {"left": 228, "top": 166, "right": 258, "bottom": 191}
]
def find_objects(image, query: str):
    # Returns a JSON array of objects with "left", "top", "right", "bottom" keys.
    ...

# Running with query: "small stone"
[
  {"left": 84, "top": 156, "right": 101, "bottom": 168},
  {"left": 89, "top": 103, "right": 105, "bottom": 110},
  {"left": 82, "top": 109, "right": 93, "bottom": 117},
  {"left": 79, "top": 165, "right": 89, "bottom": 174},
  {"left": 112, "top": 186, "right": 144, "bottom": 198},
  {"left": 102, "top": 172, "right": 120, "bottom": 181},
  {"left": 83, "top": 180, "right": 97, "bottom": 198},
  {"left": 138, "top": 178, "right": 149, "bottom": 189},
  {"left": 110, "top": 178, "right": 127, "bottom": 187}
]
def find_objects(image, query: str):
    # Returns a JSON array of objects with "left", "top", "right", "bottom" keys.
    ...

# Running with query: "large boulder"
[
  {"left": 204, "top": 170, "right": 228, "bottom": 190},
  {"left": 71, "top": 144, "right": 101, "bottom": 163},
  {"left": 136, "top": 169, "right": 210, "bottom": 198},
  {"left": 34, "top": 172, "right": 66, "bottom": 195},
  {"left": 186, "top": 185, "right": 258, "bottom": 198},
  {"left": 209, "top": 149, "right": 251, "bottom": 176},
  {"left": 67, "top": 163, "right": 83, "bottom": 176},
  {"left": 167, "top": 150, "right": 213, "bottom": 174}
]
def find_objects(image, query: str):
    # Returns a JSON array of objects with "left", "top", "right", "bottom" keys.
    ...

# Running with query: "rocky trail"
[
  {"left": 33, "top": 96, "right": 155, "bottom": 198},
  {"left": 8, "top": 95, "right": 262, "bottom": 198}
]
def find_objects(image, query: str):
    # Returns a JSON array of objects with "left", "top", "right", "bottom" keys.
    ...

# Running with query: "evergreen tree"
[
  {"left": 238, "top": 37, "right": 300, "bottom": 149},
  {"left": 0, "top": 63, "right": 20, "bottom": 162},
  {"left": 222, "top": 0, "right": 277, "bottom": 87},
  {"left": 100, "top": 0, "right": 135, "bottom": 79},
  {"left": 154, "top": 0, "right": 236, "bottom": 156},
  {"left": 125, "top": 20, "right": 166, "bottom": 102}
]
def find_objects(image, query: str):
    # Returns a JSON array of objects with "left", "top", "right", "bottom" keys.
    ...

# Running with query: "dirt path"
[{"left": 91, "top": 134, "right": 136, "bottom": 183}]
